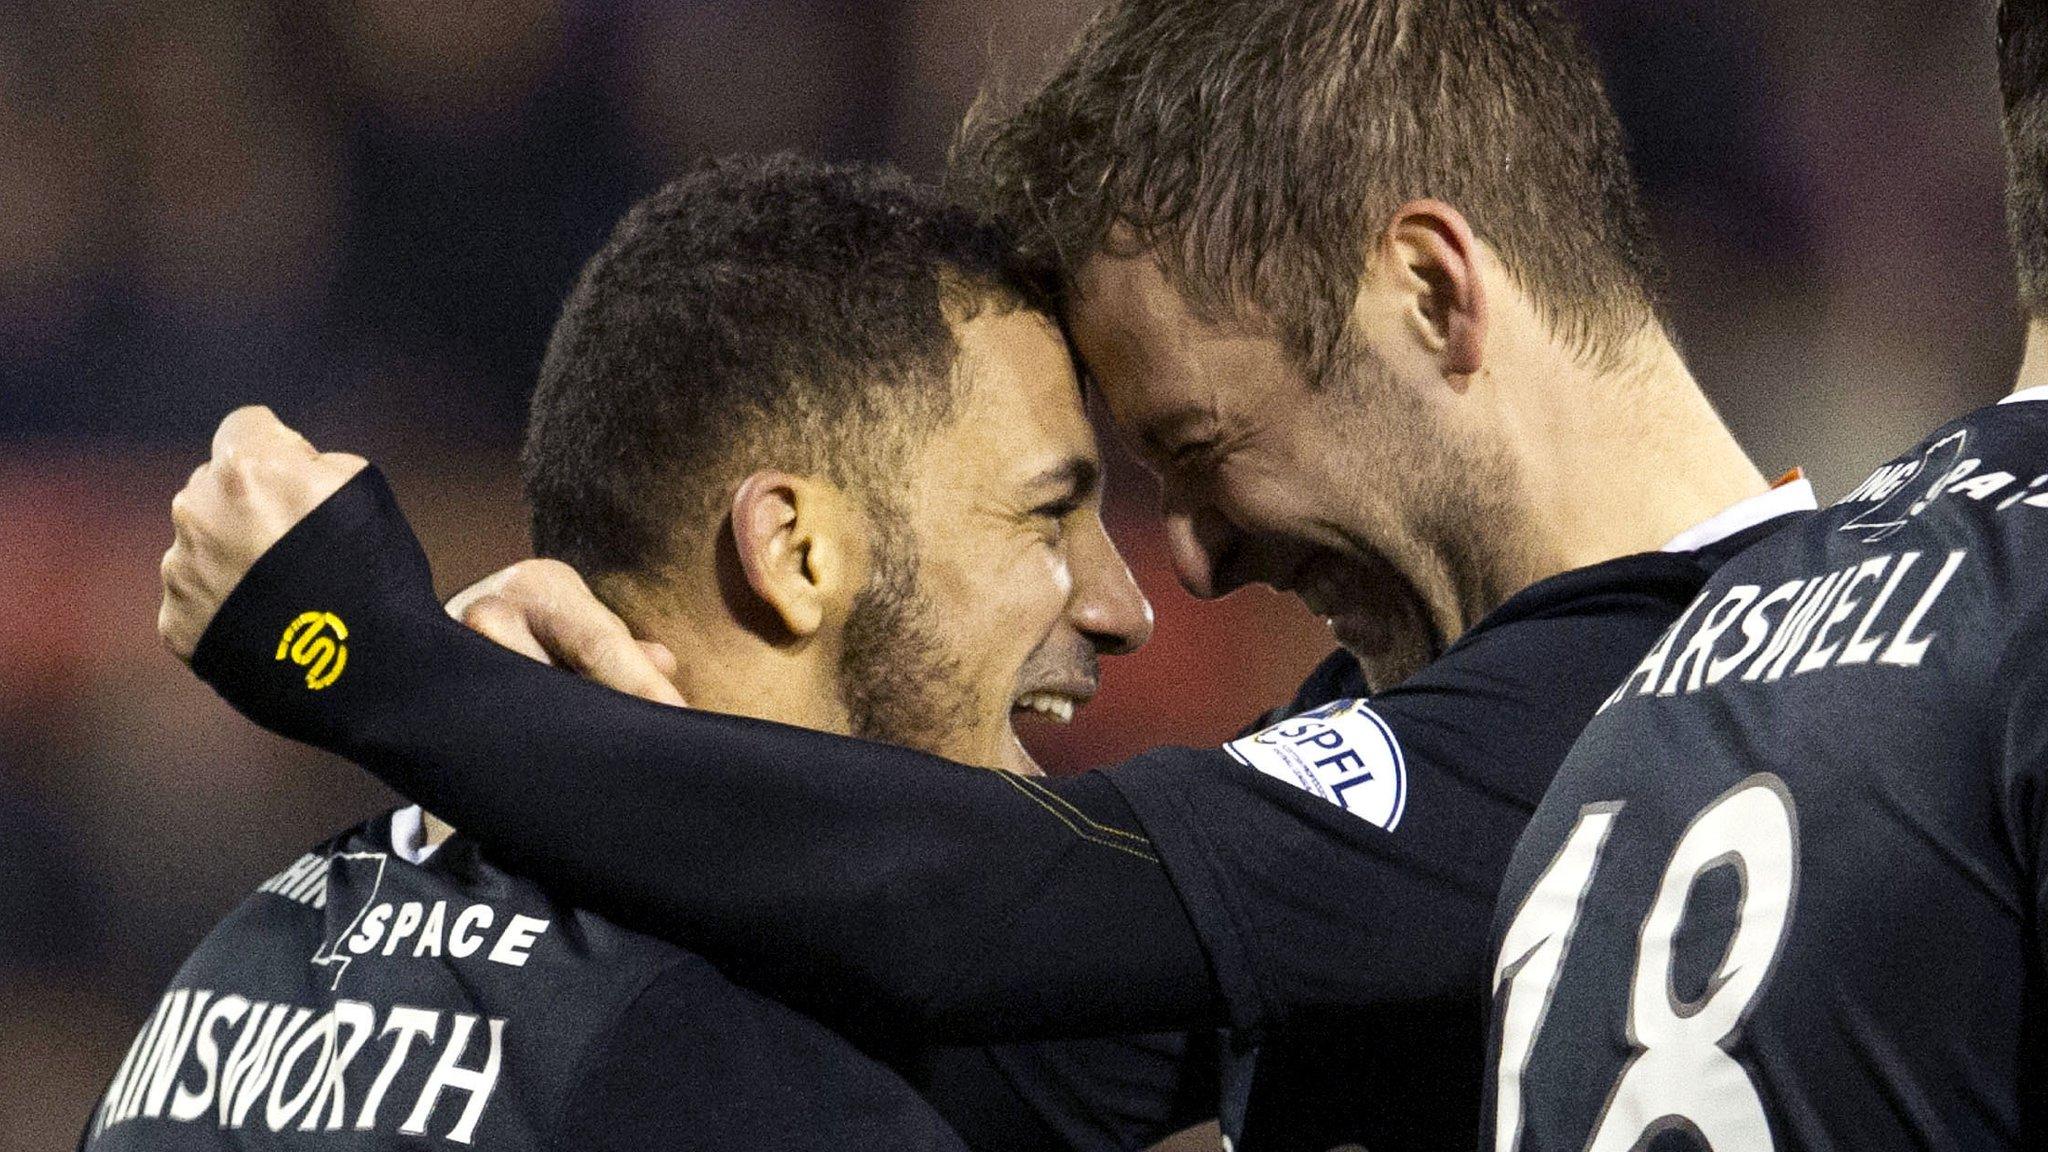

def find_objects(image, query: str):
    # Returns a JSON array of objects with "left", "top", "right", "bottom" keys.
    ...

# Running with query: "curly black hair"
[{"left": 523, "top": 154, "right": 1055, "bottom": 580}]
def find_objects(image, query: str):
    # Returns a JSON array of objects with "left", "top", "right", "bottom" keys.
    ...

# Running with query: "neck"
[
  {"left": 2013, "top": 319, "right": 2048, "bottom": 396},
  {"left": 1497, "top": 324, "right": 1768, "bottom": 588},
  {"left": 421, "top": 810, "right": 457, "bottom": 848},
  {"left": 610, "top": 580, "right": 853, "bottom": 736}
]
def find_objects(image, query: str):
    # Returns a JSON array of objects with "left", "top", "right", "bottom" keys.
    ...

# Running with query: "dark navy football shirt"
[
  {"left": 182, "top": 468, "right": 1808, "bottom": 1149},
  {"left": 81, "top": 809, "right": 973, "bottom": 1151},
  {"left": 1487, "top": 394, "right": 2048, "bottom": 1152}
]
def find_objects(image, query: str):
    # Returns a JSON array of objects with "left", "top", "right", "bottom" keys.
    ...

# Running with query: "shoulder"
[
  {"left": 242, "top": 814, "right": 390, "bottom": 912},
  {"left": 1412, "top": 559, "right": 1704, "bottom": 712},
  {"left": 166, "top": 816, "right": 395, "bottom": 977},
  {"left": 561, "top": 956, "right": 731, "bottom": 1084},
  {"left": 1825, "top": 398, "right": 2048, "bottom": 565},
  {"left": 555, "top": 958, "right": 957, "bottom": 1150}
]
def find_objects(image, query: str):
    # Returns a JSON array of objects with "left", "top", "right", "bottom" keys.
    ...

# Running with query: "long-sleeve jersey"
[
  {"left": 1486, "top": 394, "right": 2048, "bottom": 1152},
  {"left": 188, "top": 468, "right": 1803, "bottom": 1148},
  {"left": 81, "top": 810, "right": 978, "bottom": 1151}
]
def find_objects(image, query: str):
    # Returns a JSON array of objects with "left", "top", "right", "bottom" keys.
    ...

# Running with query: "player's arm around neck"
[{"left": 161, "top": 411, "right": 1217, "bottom": 1041}]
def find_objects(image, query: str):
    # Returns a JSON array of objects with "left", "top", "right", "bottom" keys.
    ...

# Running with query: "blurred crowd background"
[{"left": 0, "top": 0, "right": 2020, "bottom": 1144}]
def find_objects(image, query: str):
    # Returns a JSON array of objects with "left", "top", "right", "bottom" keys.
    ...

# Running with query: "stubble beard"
[
  {"left": 1324, "top": 341, "right": 1531, "bottom": 688},
  {"left": 835, "top": 510, "right": 981, "bottom": 755}
]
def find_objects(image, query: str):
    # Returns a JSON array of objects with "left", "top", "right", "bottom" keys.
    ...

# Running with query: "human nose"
[
  {"left": 1067, "top": 513, "right": 1155, "bottom": 656},
  {"left": 1160, "top": 478, "right": 1240, "bottom": 600}
]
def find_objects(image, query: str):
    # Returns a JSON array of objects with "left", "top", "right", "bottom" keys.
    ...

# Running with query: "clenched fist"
[{"left": 159, "top": 406, "right": 368, "bottom": 661}]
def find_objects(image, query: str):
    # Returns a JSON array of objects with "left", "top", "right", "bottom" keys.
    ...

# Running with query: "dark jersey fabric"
[
  {"left": 1106, "top": 550, "right": 1746, "bottom": 1034},
  {"left": 80, "top": 812, "right": 969, "bottom": 1151},
  {"left": 1486, "top": 398, "right": 2048, "bottom": 1152},
  {"left": 1104, "top": 548, "right": 1773, "bottom": 1151},
  {"left": 912, "top": 1032, "right": 1218, "bottom": 1152},
  {"left": 186, "top": 469, "right": 1791, "bottom": 1149}
]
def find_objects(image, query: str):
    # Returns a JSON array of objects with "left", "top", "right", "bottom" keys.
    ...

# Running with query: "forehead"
[
  {"left": 1063, "top": 254, "right": 1294, "bottom": 435},
  {"left": 927, "top": 307, "right": 1097, "bottom": 475}
]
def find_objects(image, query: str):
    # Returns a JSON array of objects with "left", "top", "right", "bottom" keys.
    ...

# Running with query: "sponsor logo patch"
[
  {"left": 1224, "top": 698, "right": 1406, "bottom": 830},
  {"left": 278, "top": 610, "right": 349, "bottom": 690}
]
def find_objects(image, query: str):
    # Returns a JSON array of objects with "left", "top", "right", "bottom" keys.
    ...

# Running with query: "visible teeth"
[{"left": 1015, "top": 692, "right": 1076, "bottom": 724}]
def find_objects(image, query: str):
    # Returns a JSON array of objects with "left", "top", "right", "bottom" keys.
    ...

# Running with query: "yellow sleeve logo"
[{"left": 277, "top": 611, "right": 349, "bottom": 690}]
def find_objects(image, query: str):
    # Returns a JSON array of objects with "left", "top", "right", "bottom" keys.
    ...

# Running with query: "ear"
[
  {"left": 729, "top": 471, "right": 859, "bottom": 639},
  {"left": 1379, "top": 199, "right": 1488, "bottom": 379}
]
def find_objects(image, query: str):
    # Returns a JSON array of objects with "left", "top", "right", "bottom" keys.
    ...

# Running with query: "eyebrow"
[{"left": 1023, "top": 457, "right": 1102, "bottom": 505}]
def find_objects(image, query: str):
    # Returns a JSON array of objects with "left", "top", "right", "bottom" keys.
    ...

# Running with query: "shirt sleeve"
[
  {"left": 566, "top": 964, "right": 1213, "bottom": 1152},
  {"left": 190, "top": 468, "right": 1686, "bottom": 1049},
  {"left": 1996, "top": 618, "right": 2048, "bottom": 976},
  {"left": 193, "top": 468, "right": 1219, "bottom": 1041},
  {"left": 558, "top": 961, "right": 965, "bottom": 1151},
  {"left": 914, "top": 1032, "right": 1216, "bottom": 1152},
  {"left": 1102, "top": 581, "right": 1696, "bottom": 1033},
  {"left": 1234, "top": 1002, "right": 1485, "bottom": 1150}
]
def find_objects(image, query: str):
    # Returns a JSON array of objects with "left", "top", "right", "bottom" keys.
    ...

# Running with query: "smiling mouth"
[
  {"left": 1278, "top": 556, "right": 1362, "bottom": 620},
  {"left": 1279, "top": 552, "right": 1436, "bottom": 654},
  {"left": 1012, "top": 690, "right": 1086, "bottom": 726}
]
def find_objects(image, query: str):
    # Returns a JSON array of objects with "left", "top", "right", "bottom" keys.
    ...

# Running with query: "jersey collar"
[
  {"left": 1999, "top": 384, "right": 2048, "bottom": 405},
  {"left": 1660, "top": 470, "right": 1818, "bottom": 554}
]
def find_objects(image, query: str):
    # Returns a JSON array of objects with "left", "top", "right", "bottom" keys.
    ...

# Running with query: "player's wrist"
[{"left": 190, "top": 465, "right": 441, "bottom": 742}]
